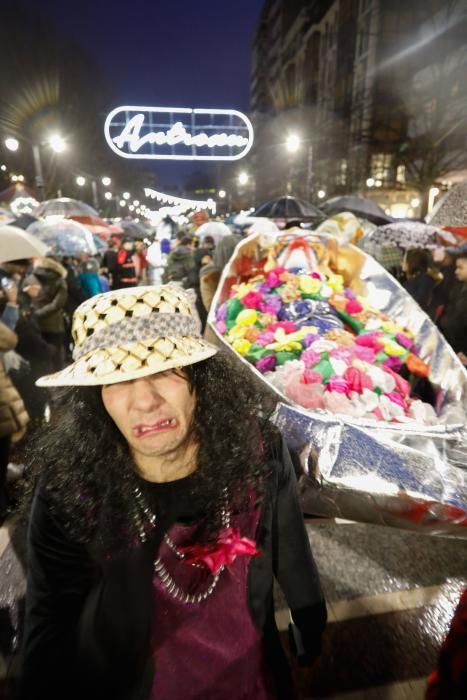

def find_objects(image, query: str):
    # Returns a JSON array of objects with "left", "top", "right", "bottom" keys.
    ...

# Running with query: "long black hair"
[{"left": 23, "top": 352, "right": 278, "bottom": 558}]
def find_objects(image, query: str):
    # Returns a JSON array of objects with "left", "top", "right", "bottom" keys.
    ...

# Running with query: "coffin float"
[{"left": 208, "top": 231, "right": 467, "bottom": 537}]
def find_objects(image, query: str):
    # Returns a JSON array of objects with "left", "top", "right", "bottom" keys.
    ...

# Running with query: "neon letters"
[{"left": 104, "top": 106, "right": 254, "bottom": 161}]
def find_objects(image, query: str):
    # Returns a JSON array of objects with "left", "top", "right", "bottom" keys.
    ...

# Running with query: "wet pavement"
[{"left": 1, "top": 516, "right": 466, "bottom": 698}]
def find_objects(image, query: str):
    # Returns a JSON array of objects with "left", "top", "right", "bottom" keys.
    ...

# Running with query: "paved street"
[{"left": 1, "top": 514, "right": 466, "bottom": 699}]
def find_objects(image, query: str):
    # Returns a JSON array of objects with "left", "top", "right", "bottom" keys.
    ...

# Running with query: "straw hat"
[{"left": 36, "top": 285, "right": 218, "bottom": 387}]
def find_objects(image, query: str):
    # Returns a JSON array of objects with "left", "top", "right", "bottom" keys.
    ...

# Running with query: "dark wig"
[{"left": 22, "top": 352, "right": 278, "bottom": 559}]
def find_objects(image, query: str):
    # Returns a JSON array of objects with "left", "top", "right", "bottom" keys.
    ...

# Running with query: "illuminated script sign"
[{"left": 104, "top": 106, "right": 253, "bottom": 161}]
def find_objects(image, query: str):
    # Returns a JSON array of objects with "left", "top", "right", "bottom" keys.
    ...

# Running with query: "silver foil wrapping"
[{"left": 208, "top": 232, "right": 467, "bottom": 537}]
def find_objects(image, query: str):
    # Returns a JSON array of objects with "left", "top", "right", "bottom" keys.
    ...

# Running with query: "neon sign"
[{"left": 104, "top": 106, "right": 253, "bottom": 161}]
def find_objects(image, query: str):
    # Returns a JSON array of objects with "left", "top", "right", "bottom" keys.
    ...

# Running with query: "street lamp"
[
  {"left": 104, "top": 191, "right": 113, "bottom": 200},
  {"left": 0, "top": 164, "right": 6, "bottom": 171},
  {"left": 122, "top": 192, "right": 131, "bottom": 200},
  {"left": 102, "top": 176, "right": 111, "bottom": 186},
  {"left": 238, "top": 172, "right": 249, "bottom": 186},
  {"left": 4, "top": 137, "right": 19, "bottom": 152},
  {"left": 119, "top": 199, "right": 126, "bottom": 207},
  {"left": 317, "top": 189, "right": 326, "bottom": 199},
  {"left": 133, "top": 199, "right": 140, "bottom": 206},
  {"left": 218, "top": 189, "right": 226, "bottom": 198},
  {"left": 76, "top": 176, "right": 86, "bottom": 187},
  {"left": 366, "top": 177, "right": 375, "bottom": 187},
  {"left": 285, "top": 133, "right": 301, "bottom": 154},
  {"left": 48, "top": 134, "right": 67, "bottom": 153}
]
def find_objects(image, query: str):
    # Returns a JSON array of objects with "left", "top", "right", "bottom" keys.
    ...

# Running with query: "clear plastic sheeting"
[{"left": 209, "top": 232, "right": 467, "bottom": 537}]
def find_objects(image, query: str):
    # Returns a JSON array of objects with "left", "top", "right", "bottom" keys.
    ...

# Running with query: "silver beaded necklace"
[{"left": 134, "top": 486, "right": 230, "bottom": 604}]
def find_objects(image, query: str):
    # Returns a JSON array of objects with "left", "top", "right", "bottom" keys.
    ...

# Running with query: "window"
[
  {"left": 396, "top": 164, "right": 406, "bottom": 184},
  {"left": 371, "top": 153, "right": 393, "bottom": 181}
]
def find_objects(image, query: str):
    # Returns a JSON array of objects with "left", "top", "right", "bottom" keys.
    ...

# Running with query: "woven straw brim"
[{"left": 36, "top": 336, "right": 218, "bottom": 387}]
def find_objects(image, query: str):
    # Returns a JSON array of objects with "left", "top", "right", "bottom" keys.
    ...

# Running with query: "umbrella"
[
  {"left": 120, "top": 220, "right": 148, "bottom": 239},
  {"left": 92, "top": 234, "right": 108, "bottom": 252},
  {"left": 0, "top": 183, "right": 38, "bottom": 204},
  {"left": 0, "top": 225, "right": 49, "bottom": 264},
  {"left": 252, "top": 195, "right": 324, "bottom": 222},
  {"left": 10, "top": 213, "right": 39, "bottom": 230},
  {"left": 196, "top": 222, "right": 232, "bottom": 244},
  {"left": 427, "top": 181, "right": 467, "bottom": 227},
  {"left": 33, "top": 197, "right": 98, "bottom": 218},
  {"left": 320, "top": 196, "right": 392, "bottom": 225},
  {"left": 363, "top": 221, "right": 458, "bottom": 249},
  {"left": 27, "top": 219, "right": 97, "bottom": 256},
  {"left": 69, "top": 215, "right": 112, "bottom": 237}
]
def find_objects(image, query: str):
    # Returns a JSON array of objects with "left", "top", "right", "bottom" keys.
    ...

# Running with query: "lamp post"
[
  {"left": 5, "top": 133, "right": 67, "bottom": 201},
  {"left": 285, "top": 133, "right": 301, "bottom": 195}
]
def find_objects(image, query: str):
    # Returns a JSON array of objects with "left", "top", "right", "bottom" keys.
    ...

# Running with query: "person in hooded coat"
[{"left": 30, "top": 257, "right": 68, "bottom": 372}]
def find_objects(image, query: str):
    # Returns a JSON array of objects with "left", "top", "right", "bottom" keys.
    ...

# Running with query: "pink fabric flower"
[
  {"left": 302, "top": 369, "right": 323, "bottom": 384},
  {"left": 383, "top": 367, "right": 411, "bottom": 397},
  {"left": 216, "top": 320, "right": 227, "bottom": 334},
  {"left": 325, "top": 375, "right": 351, "bottom": 396},
  {"left": 345, "top": 299, "right": 363, "bottom": 314},
  {"left": 268, "top": 321, "right": 297, "bottom": 334},
  {"left": 265, "top": 267, "right": 286, "bottom": 289},
  {"left": 343, "top": 367, "right": 373, "bottom": 394},
  {"left": 301, "top": 348, "right": 321, "bottom": 368},
  {"left": 395, "top": 332, "right": 414, "bottom": 350},
  {"left": 330, "top": 348, "right": 354, "bottom": 364},
  {"left": 311, "top": 272, "right": 321, "bottom": 279},
  {"left": 256, "top": 355, "right": 277, "bottom": 373},
  {"left": 240, "top": 291, "right": 263, "bottom": 309},
  {"left": 372, "top": 407, "right": 385, "bottom": 421},
  {"left": 180, "top": 527, "right": 260, "bottom": 575},
  {"left": 382, "top": 356, "right": 403, "bottom": 373}
]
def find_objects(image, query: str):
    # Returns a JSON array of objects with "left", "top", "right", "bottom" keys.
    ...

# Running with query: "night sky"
[{"left": 35, "top": 0, "right": 265, "bottom": 186}]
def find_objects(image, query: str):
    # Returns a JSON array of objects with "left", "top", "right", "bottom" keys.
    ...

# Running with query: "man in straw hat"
[{"left": 18, "top": 284, "right": 326, "bottom": 700}]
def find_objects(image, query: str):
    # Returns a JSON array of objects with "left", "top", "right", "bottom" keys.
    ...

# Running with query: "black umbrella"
[
  {"left": 10, "top": 213, "right": 39, "bottom": 230},
  {"left": 120, "top": 220, "right": 150, "bottom": 239},
  {"left": 320, "top": 195, "right": 392, "bottom": 225},
  {"left": 252, "top": 196, "right": 324, "bottom": 222}
]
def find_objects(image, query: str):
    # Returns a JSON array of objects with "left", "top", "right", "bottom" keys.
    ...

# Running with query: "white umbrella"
[
  {"left": 196, "top": 222, "right": 232, "bottom": 244},
  {"left": 0, "top": 225, "right": 49, "bottom": 264},
  {"left": 33, "top": 197, "right": 98, "bottom": 218},
  {"left": 27, "top": 219, "right": 97, "bottom": 256}
]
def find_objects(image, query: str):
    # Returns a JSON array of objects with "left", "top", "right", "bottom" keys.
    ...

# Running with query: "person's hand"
[
  {"left": 23, "top": 284, "right": 42, "bottom": 299},
  {"left": 5, "top": 281, "right": 18, "bottom": 305},
  {"left": 457, "top": 352, "right": 467, "bottom": 365}
]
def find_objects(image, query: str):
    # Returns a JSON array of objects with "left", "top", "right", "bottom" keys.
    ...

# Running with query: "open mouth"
[{"left": 133, "top": 418, "right": 177, "bottom": 438}]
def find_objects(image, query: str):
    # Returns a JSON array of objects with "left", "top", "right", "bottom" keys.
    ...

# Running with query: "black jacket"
[
  {"left": 439, "top": 282, "right": 467, "bottom": 353},
  {"left": 17, "top": 438, "right": 326, "bottom": 700}
]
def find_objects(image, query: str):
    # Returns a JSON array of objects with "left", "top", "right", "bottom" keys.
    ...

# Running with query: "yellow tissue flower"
[
  {"left": 232, "top": 338, "right": 251, "bottom": 356},
  {"left": 327, "top": 273, "right": 345, "bottom": 292},
  {"left": 232, "top": 282, "right": 253, "bottom": 298},
  {"left": 383, "top": 340, "right": 406, "bottom": 357},
  {"left": 298, "top": 275, "right": 322, "bottom": 295},
  {"left": 236, "top": 309, "right": 258, "bottom": 326},
  {"left": 228, "top": 325, "right": 247, "bottom": 342}
]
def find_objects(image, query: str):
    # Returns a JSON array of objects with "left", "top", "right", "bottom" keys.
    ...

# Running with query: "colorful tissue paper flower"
[
  {"left": 406, "top": 353, "right": 430, "bottom": 378},
  {"left": 382, "top": 356, "right": 403, "bottom": 373},
  {"left": 244, "top": 326, "right": 261, "bottom": 343},
  {"left": 236, "top": 308, "right": 258, "bottom": 326},
  {"left": 320, "top": 285, "right": 333, "bottom": 298},
  {"left": 255, "top": 331, "right": 276, "bottom": 346},
  {"left": 216, "top": 303, "right": 227, "bottom": 322},
  {"left": 367, "top": 365, "right": 396, "bottom": 393},
  {"left": 323, "top": 392, "right": 356, "bottom": 416},
  {"left": 240, "top": 291, "right": 263, "bottom": 309},
  {"left": 232, "top": 338, "right": 251, "bottom": 356},
  {"left": 256, "top": 354, "right": 277, "bottom": 373},
  {"left": 303, "top": 333, "right": 320, "bottom": 348},
  {"left": 344, "top": 288, "right": 356, "bottom": 300},
  {"left": 355, "top": 334, "right": 384, "bottom": 351},
  {"left": 301, "top": 348, "right": 321, "bottom": 368},
  {"left": 329, "top": 357, "right": 348, "bottom": 376},
  {"left": 330, "top": 347, "right": 354, "bottom": 364},
  {"left": 302, "top": 369, "right": 323, "bottom": 384},
  {"left": 228, "top": 325, "right": 247, "bottom": 341},
  {"left": 381, "top": 320, "right": 402, "bottom": 335},
  {"left": 257, "top": 312, "right": 277, "bottom": 329},
  {"left": 311, "top": 338, "right": 339, "bottom": 354},
  {"left": 327, "top": 273, "right": 345, "bottom": 292},
  {"left": 351, "top": 344, "right": 376, "bottom": 363},
  {"left": 180, "top": 527, "right": 260, "bottom": 575},
  {"left": 285, "top": 374, "right": 325, "bottom": 409},
  {"left": 345, "top": 299, "right": 363, "bottom": 314},
  {"left": 268, "top": 321, "right": 297, "bottom": 334},
  {"left": 299, "top": 275, "right": 322, "bottom": 295},
  {"left": 232, "top": 282, "right": 253, "bottom": 298},
  {"left": 343, "top": 367, "right": 373, "bottom": 394},
  {"left": 258, "top": 294, "right": 282, "bottom": 315},
  {"left": 276, "top": 350, "right": 301, "bottom": 366},
  {"left": 383, "top": 339, "right": 406, "bottom": 357},
  {"left": 216, "top": 320, "right": 227, "bottom": 334},
  {"left": 383, "top": 367, "right": 411, "bottom": 397},
  {"left": 325, "top": 375, "right": 351, "bottom": 396},
  {"left": 395, "top": 333, "right": 414, "bottom": 350},
  {"left": 325, "top": 329, "right": 355, "bottom": 347},
  {"left": 386, "top": 391, "right": 407, "bottom": 410}
]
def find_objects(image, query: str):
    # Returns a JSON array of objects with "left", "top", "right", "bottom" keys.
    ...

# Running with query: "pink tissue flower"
[
  {"left": 395, "top": 332, "right": 414, "bottom": 350},
  {"left": 302, "top": 369, "right": 323, "bottom": 384},
  {"left": 345, "top": 299, "right": 363, "bottom": 314},
  {"left": 256, "top": 355, "right": 277, "bottom": 373},
  {"left": 285, "top": 374, "right": 325, "bottom": 409},
  {"left": 240, "top": 291, "right": 263, "bottom": 309},
  {"left": 301, "top": 348, "right": 321, "bottom": 368},
  {"left": 343, "top": 367, "right": 373, "bottom": 394},
  {"left": 355, "top": 334, "right": 384, "bottom": 351},
  {"left": 383, "top": 367, "right": 411, "bottom": 397},
  {"left": 216, "top": 320, "right": 227, "bottom": 334},
  {"left": 311, "top": 272, "right": 321, "bottom": 279},
  {"left": 386, "top": 391, "right": 407, "bottom": 410},
  {"left": 351, "top": 344, "right": 376, "bottom": 363},
  {"left": 330, "top": 348, "right": 354, "bottom": 364},
  {"left": 268, "top": 321, "right": 297, "bottom": 334},
  {"left": 382, "top": 356, "right": 403, "bottom": 373},
  {"left": 325, "top": 375, "right": 351, "bottom": 396},
  {"left": 255, "top": 331, "right": 276, "bottom": 347}
]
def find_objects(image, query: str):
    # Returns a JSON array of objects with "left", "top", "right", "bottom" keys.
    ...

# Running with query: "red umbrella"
[{"left": 69, "top": 215, "right": 111, "bottom": 238}]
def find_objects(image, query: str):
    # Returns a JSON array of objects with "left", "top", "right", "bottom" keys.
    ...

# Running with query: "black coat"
[
  {"left": 439, "top": 282, "right": 467, "bottom": 353},
  {"left": 17, "top": 438, "right": 326, "bottom": 700}
]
